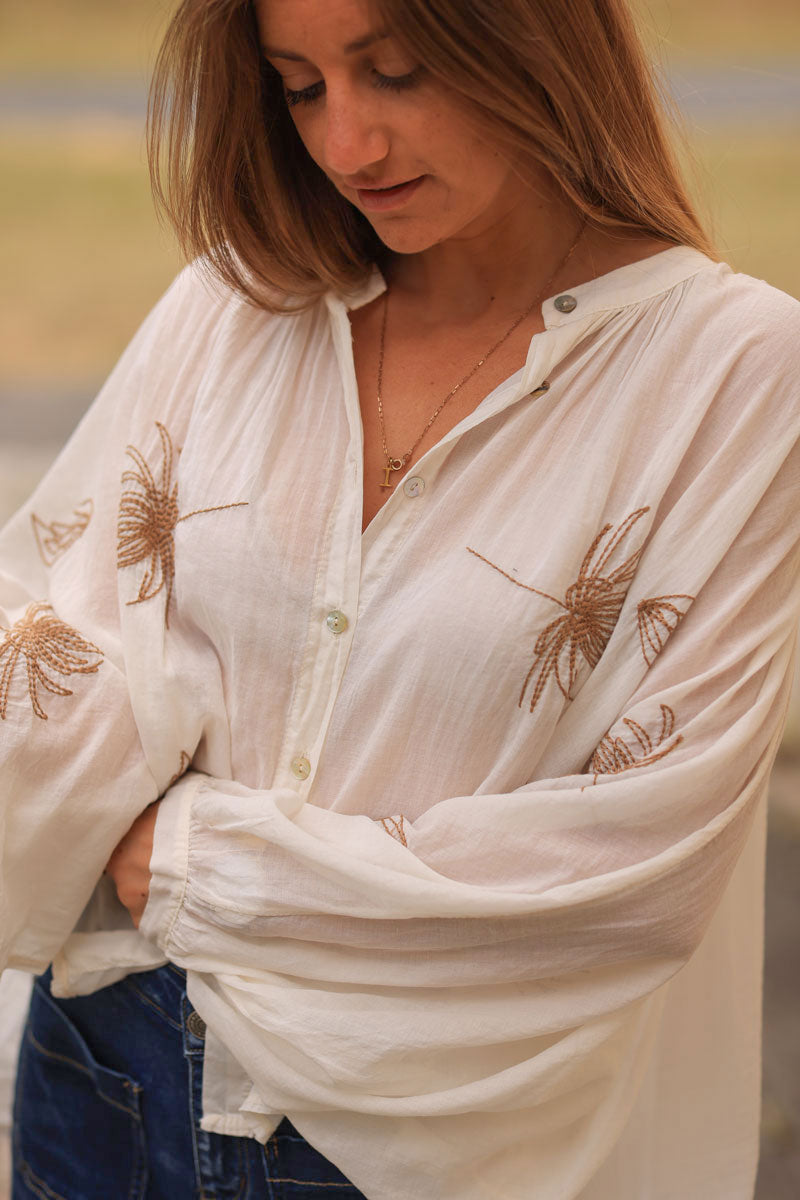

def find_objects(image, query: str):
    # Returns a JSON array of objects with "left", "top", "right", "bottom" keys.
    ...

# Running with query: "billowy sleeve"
[
  {"left": 0, "top": 266, "right": 218, "bottom": 972},
  {"left": 139, "top": 348, "right": 800, "bottom": 1123}
]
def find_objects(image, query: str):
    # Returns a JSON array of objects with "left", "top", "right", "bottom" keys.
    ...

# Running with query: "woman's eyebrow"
[{"left": 263, "top": 31, "right": 389, "bottom": 61}]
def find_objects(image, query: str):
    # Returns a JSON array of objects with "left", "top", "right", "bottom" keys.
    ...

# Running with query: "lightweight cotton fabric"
[{"left": 1, "top": 246, "right": 798, "bottom": 1200}]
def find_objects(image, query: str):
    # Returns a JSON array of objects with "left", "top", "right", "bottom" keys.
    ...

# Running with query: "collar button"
[{"left": 554, "top": 294, "right": 578, "bottom": 313}]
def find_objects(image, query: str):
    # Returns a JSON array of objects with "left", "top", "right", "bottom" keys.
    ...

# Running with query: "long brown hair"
[{"left": 148, "top": 0, "right": 715, "bottom": 312}]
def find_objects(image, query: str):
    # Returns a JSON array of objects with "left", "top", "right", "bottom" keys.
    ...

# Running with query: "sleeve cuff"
[{"left": 139, "top": 771, "right": 204, "bottom": 952}]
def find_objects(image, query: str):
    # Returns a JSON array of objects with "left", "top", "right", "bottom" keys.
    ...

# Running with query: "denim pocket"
[
  {"left": 13, "top": 979, "right": 147, "bottom": 1200},
  {"left": 120, "top": 962, "right": 186, "bottom": 1031}
]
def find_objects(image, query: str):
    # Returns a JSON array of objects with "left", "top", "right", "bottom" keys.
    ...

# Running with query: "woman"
[{"left": 4, "top": 0, "right": 799, "bottom": 1197}]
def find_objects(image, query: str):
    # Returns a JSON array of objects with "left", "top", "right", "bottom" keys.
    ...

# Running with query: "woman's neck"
[
  {"left": 384, "top": 188, "right": 582, "bottom": 328},
  {"left": 382, "top": 192, "right": 676, "bottom": 332}
]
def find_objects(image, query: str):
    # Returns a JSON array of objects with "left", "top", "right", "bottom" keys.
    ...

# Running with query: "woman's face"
[{"left": 255, "top": 0, "right": 536, "bottom": 255}]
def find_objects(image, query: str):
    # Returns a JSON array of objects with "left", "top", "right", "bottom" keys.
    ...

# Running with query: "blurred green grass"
[
  {"left": 2, "top": 0, "right": 797, "bottom": 71},
  {"left": 688, "top": 126, "right": 800, "bottom": 295},
  {"left": 0, "top": 0, "right": 170, "bottom": 78},
  {"left": 635, "top": 0, "right": 800, "bottom": 62},
  {"left": 0, "top": 125, "right": 179, "bottom": 384}
]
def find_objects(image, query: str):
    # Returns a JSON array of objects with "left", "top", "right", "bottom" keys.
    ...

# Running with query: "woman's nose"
[{"left": 321, "top": 89, "right": 390, "bottom": 177}]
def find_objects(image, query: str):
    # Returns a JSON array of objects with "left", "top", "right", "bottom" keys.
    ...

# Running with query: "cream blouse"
[{"left": 1, "top": 246, "right": 798, "bottom": 1200}]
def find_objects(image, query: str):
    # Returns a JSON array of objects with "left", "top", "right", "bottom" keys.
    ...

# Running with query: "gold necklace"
[{"left": 376, "top": 220, "right": 585, "bottom": 488}]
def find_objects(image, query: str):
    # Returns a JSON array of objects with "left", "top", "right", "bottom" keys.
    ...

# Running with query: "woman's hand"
[{"left": 105, "top": 801, "right": 160, "bottom": 929}]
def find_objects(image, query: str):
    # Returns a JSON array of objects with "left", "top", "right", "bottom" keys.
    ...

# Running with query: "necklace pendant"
[{"left": 380, "top": 458, "right": 405, "bottom": 488}]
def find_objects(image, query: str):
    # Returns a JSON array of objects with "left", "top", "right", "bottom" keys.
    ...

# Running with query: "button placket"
[
  {"left": 278, "top": 294, "right": 390, "bottom": 793},
  {"left": 275, "top": 368, "right": 362, "bottom": 792}
]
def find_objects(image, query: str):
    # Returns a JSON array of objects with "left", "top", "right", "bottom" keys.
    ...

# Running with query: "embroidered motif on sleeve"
[
  {"left": 637, "top": 594, "right": 694, "bottom": 665},
  {"left": 379, "top": 815, "right": 408, "bottom": 847},
  {"left": 166, "top": 750, "right": 192, "bottom": 791},
  {"left": 468, "top": 507, "right": 650, "bottom": 713},
  {"left": 116, "top": 421, "right": 248, "bottom": 628},
  {"left": 31, "top": 499, "right": 94, "bottom": 566},
  {"left": 0, "top": 602, "right": 103, "bottom": 721},
  {"left": 588, "top": 703, "right": 681, "bottom": 784}
]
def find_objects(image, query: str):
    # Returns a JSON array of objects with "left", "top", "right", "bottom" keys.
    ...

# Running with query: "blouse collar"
[{"left": 335, "top": 245, "right": 716, "bottom": 324}]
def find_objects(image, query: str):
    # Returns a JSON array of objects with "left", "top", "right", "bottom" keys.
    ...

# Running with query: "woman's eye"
[
  {"left": 284, "top": 66, "right": 424, "bottom": 108},
  {"left": 284, "top": 80, "right": 325, "bottom": 108},
  {"left": 372, "top": 65, "right": 425, "bottom": 92}
]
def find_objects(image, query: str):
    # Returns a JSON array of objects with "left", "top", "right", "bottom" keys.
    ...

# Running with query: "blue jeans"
[{"left": 12, "top": 964, "right": 369, "bottom": 1199}]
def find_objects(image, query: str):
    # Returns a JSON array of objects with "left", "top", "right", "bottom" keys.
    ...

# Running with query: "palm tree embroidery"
[
  {"left": 588, "top": 703, "right": 681, "bottom": 784},
  {"left": 468, "top": 507, "right": 650, "bottom": 713},
  {"left": 379, "top": 815, "right": 408, "bottom": 847},
  {"left": 637, "top": 594, "right": 694, "bottom": 665},
  {"left": 166, "top": 749, "right": 192, "bottom": 791},
  {"left": 0, "top": 602, "right": 103, "bottom": 721},
  {"left": 117, "top": 421, "right": 248, "bottom": 627},
  {"left": 31, "top": 499, "right": 94, "bottom": 566}
]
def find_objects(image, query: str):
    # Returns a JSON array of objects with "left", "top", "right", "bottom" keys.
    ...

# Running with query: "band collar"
[
  {"left": 541, "top": 245, "right": 715, "bottom": 327},
  {"left": 333, "top": 245, "right": 716, "bottom": 322},
  {"left": 335, "top": 266, "right": 388, "bottom": 313}
]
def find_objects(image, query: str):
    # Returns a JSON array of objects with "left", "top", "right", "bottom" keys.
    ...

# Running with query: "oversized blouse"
[{"left": 1, "top": 245, "right": 799, "bottom": 1200}]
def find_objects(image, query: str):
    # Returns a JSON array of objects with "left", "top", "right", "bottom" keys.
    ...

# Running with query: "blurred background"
[{"left": 0, "top": 0, "right": 798, "bottom": 1195}]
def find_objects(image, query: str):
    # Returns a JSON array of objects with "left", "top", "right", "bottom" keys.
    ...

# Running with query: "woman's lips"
[{"left": 356, "top": 176, "right": 426, "bottom": 211}]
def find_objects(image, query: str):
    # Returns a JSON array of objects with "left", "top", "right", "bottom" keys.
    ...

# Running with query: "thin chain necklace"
[{"left": 376, "top": 220, "right": 585, "bottom": 488}]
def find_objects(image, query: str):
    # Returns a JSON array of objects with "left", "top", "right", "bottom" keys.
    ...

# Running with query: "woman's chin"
[{"left": 363, "top": 219, "right": 447, "bottom": 257}]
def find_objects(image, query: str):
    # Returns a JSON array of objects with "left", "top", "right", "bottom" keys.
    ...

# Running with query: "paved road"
[
  {"left": 760, "top": 800, "right": 800, "bottom": 1198},
  {"left": 1, "top": 62, "right": 799, "bottom": 123}
]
